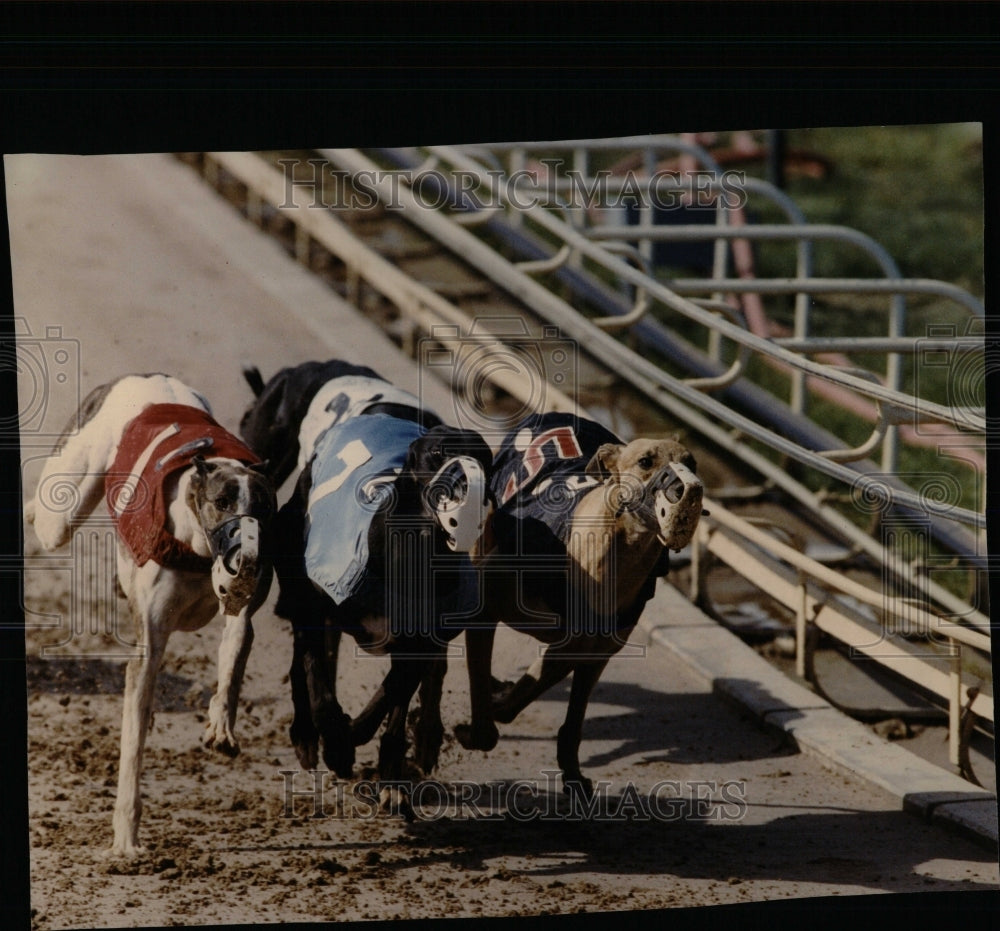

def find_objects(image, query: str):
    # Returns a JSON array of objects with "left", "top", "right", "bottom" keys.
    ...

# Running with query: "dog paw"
[
  {"left": 490, "top": 676, "right": 515, "bottom": 698},
  {"left": 104, "top": 841, "right": 148, "bottom": 860},
  {"left": 321, "top": 743, "right": 355, "bottom": 780},
  {"left": 454, "top": 722, "right": 499, "bottom": 752},
  {"left": 562, "top": 775, "right": 595, "bottom": 804},
  {"left": 379, "top": 785, "right": 415, "bottom": 823},
  {"left": 291, "top": 732, "right": 320, "bottom": 771},
  {"left": 203, "top": 724, "right": 241, "bottom": 758},
  {"left": 412, "top": 723, "right": 444, "bottom": 775}
]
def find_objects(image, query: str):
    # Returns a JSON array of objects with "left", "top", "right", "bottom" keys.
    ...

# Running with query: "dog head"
[
  {"left": 586, "top": 436, "right": 704, "bottom": 551},
  {"left": 239, "top": 360, "right": 381, "bottom": 487},
  {"left": 403, "top": 426, "right": 495, "bottom": 553},
  {"left": 187, "top": 456, "right": 277, "bottom": 612}
]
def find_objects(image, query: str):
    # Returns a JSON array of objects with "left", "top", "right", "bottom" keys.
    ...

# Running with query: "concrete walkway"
[{"left": 641, "top": 581, "right": 997, "bottom": 849}]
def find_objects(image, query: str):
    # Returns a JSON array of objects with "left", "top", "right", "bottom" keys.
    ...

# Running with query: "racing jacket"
[
  {"left": 304, "top": 412, "right": 426, "bottom": 605},
  {"left": 106, "top": 403, "right": 261, "bottom": 572},
  {"left": 490, "top": 412, "right": 668, "bottom": 629}
]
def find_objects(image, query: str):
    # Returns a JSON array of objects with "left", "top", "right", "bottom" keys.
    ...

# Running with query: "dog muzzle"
[
  {"left": 422, "top": 456, "right": 492, "bottom": 553},
  {"left": 209, "top": 515, "right": 263, "bottom": 614},
  {"left": 622, "top": 461, "right": 705, "bottom": 551}
]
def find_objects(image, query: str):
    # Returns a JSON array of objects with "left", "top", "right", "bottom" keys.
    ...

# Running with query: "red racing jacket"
[{"left": 105, "top": 403, "right": 261, "bottom": 572}]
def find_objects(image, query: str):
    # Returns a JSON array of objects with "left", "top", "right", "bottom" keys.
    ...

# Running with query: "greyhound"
[
  {"left": 240, "top": 361, "right": 493, "bottom": 815},
  {"left": 454, "top": 412, "right": 705, "bottom": 800},
  {"left": 26, "top": 373, "right": 276, "bottom": 856}
]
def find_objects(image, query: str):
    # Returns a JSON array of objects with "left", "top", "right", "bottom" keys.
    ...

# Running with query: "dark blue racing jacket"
[{"left": 490, "top": 412, "right": 668, "bottom": 630}]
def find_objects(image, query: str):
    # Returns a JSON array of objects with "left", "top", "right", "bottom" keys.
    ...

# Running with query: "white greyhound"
[{"left": 26, "top": 373, "right": 276, "bottom": 856}]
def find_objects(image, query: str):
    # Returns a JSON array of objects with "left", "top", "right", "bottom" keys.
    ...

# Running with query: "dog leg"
[
  {"left": 289, "top": 633, "right": 320, "bottom": 770},
  {"left": 376, "top": 656, "right": 427, "bottom": 821},
  {"left": 352, "top": 649, "right": 444, "bottom": 768},
  {"left": 412, "top": 653, "right": 446, "bottom": 774},
  {"left": 111, "top": 605, "right": 169, "bottom": 857},
  {"left": 491, "top": 641, "right": 576, "bottom": 724},
  {"left": 296, "top": 623, "right": 352, "bottom": 778},
  {"left": 454, "top": 624, "right": 499, "bottom": 752},
  {"left": 350, "top": 683, "right": 390, "bottom": 747},
  {"left": 557, "top": 656, "right": 612, "bottom": 802},
  {"left": 204, "top": 608, "right": 254, "bottom": 756}
]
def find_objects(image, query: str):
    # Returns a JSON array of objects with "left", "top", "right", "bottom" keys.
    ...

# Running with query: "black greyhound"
[{"left": 240, "top": 361, "right": 493, "bottom": 813}]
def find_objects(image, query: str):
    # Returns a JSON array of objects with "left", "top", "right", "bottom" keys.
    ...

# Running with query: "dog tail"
[{"left": 242, "top": 365, "right": 266, "bottom": 398}]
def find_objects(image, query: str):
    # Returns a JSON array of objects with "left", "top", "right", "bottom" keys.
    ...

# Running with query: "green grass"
[{"left": 782, "top": 123, "right": 984, "bottom": 297}]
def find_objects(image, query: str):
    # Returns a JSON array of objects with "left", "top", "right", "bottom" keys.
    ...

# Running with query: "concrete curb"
[{"left": 639, "top": 580, "right": 998, "bottom": 852}]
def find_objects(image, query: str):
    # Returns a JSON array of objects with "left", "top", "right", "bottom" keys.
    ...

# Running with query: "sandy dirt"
[{"left": 9, "top": 153, "right": 999, "bottom": 929}]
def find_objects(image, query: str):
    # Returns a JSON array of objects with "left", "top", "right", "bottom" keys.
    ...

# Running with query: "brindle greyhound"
[
  {"left": 453, "top": 412, "right": 705, "bottom": 800},
  {"left": 26, "top": 374, "right": 276, "bottom": 856},
  {"left": 240, "top": 361, "right": 493, "bottom": 815}
]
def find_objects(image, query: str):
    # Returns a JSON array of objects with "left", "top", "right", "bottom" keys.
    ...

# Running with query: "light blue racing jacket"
[{"left": 304, "top": 412, "right": 424, "bottom": 605}]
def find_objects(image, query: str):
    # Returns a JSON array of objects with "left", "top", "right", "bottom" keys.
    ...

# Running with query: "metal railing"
[
  {"left": 424, "top": 137, "right": 985, "bottom": 483},
  {"left": 193, "top": 139, "right": 989, "bottom": 778},
  {"left": 341, "top": 144, "right": 985, "bottom": 516}
]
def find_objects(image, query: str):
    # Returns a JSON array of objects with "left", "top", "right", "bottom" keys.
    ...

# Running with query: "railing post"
[
  {"left": 708, "top": 201, "right": 728, "bottom": 364},
  {"left": 881, "top": 293, "right": 906, "bottom": 475},
  {"left": 795, "top": 569, "right": 809, "bottom": 680},
  {"left": 689, "top": 521, "right": 707, "bottom": 606},
  {"left": 949, "top": 639, "right": 962, "bottom": 767},
  {"left": 247, "top": 189, "right": 262, "bottom": 227},
  {"left": 509, "top": 148, "right": 525, "bottom": 230},
  {"left": 639, "top": 146, "right": 656, "bottom": 265}
]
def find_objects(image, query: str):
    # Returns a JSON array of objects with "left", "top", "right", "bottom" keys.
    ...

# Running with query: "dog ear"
[
  {"left": 192, "top": 455, "right": 217, "bottom": 480},
  {"left": 248, "top": 460, "right": 270, "bottom": 475},
  {"left": 668, "top": 434, "right": 697, "bottom": 473},
  {"left": 585, "top": 443, "right": 622, "bottom": 479},
  {"left": 401, "top": 436, "right": 427, "bottom": 479},
  {"left": 458, "top": 429, "right": 494, "bottom": 472}
]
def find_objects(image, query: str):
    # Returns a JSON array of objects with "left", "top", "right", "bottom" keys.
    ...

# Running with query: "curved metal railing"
[{"left": 196, "top": 138, "right": 989, "bottom": 777}]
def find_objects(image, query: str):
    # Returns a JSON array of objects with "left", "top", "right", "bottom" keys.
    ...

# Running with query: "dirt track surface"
[{"left": 9, "top": 153, "right": 999, "bottom": 928}]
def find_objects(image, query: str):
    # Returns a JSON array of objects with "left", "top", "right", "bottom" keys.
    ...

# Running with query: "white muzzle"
[
  {"left": 652, "top": 460, "right": 704, "bottom": 551},
  {"left": 424, "top": 456, "right": 492, "bottom": 553}
]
